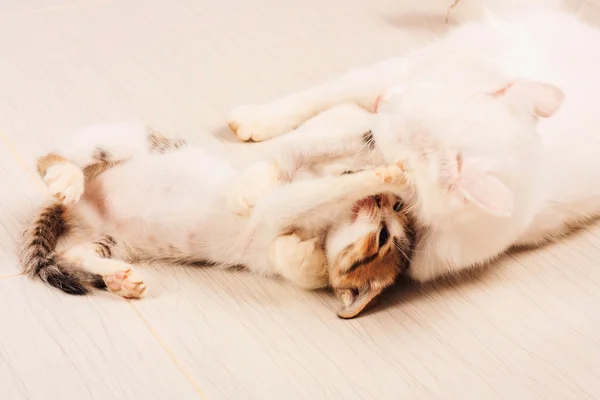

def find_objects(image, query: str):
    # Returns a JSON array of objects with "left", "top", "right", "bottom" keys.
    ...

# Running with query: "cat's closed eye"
[{"left": 378, "top": 226, "right": 389, "bottom": 248}]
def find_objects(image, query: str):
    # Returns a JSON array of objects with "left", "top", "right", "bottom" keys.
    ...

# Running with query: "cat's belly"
[
  {"left": 96, "top": 148, "right": 234, "bottom": 218},
  {"left": 82, "top": 148, "right": 241, "bottom": 257}
]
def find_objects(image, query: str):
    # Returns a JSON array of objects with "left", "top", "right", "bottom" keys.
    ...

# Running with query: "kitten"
[
  {"left": 227, "top": 0, "right": 600, "bottom": 283},
  {"left": 21, "top": 106, "right": 415, "bottom": 318}
]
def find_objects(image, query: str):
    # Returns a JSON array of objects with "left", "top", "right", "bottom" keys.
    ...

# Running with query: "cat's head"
[
  {"left": 325, "top": 192, "right": 416, "bottom": 319},
  {"left": 372, "top": 78, "right": 564, "bottom": 224}
]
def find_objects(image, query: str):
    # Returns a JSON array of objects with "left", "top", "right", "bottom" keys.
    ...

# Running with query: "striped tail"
[{"left": 20, "top": 202, "right": 105, "bottom": 295}]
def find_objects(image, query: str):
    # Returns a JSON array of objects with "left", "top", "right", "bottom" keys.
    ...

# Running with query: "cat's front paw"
[
  {"left": 228, "top": 104, "right": 299, "bottom": 142},
  {"left": 44, "top": 162, "right": 85, "bottom": 205},
  {"left": 373, "top": 164, "right": 406, "bottom": 185},
  {"left": 227, "top": 161, "right": 282, "bottom": 216},
  {"left": 270, "top": 235, "right": 329, "bottom": 290}
]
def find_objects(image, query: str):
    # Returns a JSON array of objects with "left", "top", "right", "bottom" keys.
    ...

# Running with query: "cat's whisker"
[
  {"left": 394, "top": 241, "right": 416, "bottom": 271},
  {"left": 351, "top": 139, "right": 374, "bottom": 163}
]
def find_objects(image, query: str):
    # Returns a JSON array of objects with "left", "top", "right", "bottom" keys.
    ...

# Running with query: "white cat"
[
  {"left": 21, "top": 104, "right": 414, "bottom": 318},
  {"left": 228, "top": 0, "right": 600, "bottom": 282}
]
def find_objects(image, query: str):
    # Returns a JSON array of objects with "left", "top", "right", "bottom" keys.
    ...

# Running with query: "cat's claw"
[
  {"left": 44, "top": 163, "right": 85, "bottom": 205},
  {"left": 103, "top": 268, "right": 147, "bottom": 299},
  {"left": 227, "top": 161, "right": 282, "bottom": 216},
  {"left": 228, "top": 104, "right": 298, "bottom": 142}
]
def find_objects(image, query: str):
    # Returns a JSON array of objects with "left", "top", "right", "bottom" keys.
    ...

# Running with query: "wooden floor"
[{"left": 1, "top": 0, "right": 600, "bottom": 399}]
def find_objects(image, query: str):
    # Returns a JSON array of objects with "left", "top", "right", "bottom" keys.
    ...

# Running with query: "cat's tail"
[
  {"left": 20, "top": 202, "right": 105, "bottom": 295},
  {"left": 448, "top": 0, "right": 565, "bottom": 23}
]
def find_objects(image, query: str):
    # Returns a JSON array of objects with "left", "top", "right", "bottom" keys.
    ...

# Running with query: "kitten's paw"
[
  {"left": 373, "top": 164, "right": 406, "bottom": 185},
  {"left": 227, "top": 161, "right": 282, "bottom": 216},
  {"left": 228, "top": 104, "right": 298, "bottom": 142},
  {"left": 103, "top": 267, "right": 147, "bottom": 299},
  {"left": 44, "top": 162, "right": 85, "bottom": 205},
  {"left": 270, "top": 235, "right": 329, "bottom": 290}
]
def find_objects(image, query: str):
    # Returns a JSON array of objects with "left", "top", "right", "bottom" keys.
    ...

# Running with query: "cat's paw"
[
  {"left": 228, "top": 104, "right": 298, "bottom": 142},
  {"left": 103, "top": 268, "right": 147, "bottom": 299},
  {"left": 227, "top": 161, "right": 282, "bottom": 216},
  {"left": 373, "top": 164, "right": 406, "bottom": 185},
  {"left": 270, "top": 235, "right": 329, "bottom": 290},
  {"left": 44, "top": 162, "right": 85, "bottom": 205}
]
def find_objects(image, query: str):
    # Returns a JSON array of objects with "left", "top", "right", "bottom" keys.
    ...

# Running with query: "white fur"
[
  {"left": 46, "top": 115, "right": 404, "bottom": 293},
  {"left": 228, "top": 1, "right": 600, "bottom": 282}
]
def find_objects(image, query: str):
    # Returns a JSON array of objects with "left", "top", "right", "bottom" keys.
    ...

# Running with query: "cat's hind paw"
[
  {"left": 228, "top": 104, "right": 298, "bottom": 142},
  {"left": 270, "top": 235, "right": 329, "bottom": 290},
  {"left": 104, "top": 268, "right": 147, "bottom": 299},
  {"left": 44, "top": 162, "right": 85, "bottom": 205}
]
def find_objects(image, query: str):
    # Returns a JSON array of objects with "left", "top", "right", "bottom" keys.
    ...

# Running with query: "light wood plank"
[
  {"left": 0, "top": 0, "right": 453, "bottom": 168},
  {"left": 133, "top": 239, "right": 600, "bottom": 400},
  {"left": 0, "top": 276, "right": 203, "bottom": 400}
]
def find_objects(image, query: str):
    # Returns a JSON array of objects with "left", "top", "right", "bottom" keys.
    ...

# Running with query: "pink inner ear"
[
  {"left": 458, "top": 161, "right": 514, "bottom": 217},
  {"left": 491, "top": 82, "right": 514, "bottom": 97},
  {"left": 373, "top": 95, "right": 383, "bottom": 112}
]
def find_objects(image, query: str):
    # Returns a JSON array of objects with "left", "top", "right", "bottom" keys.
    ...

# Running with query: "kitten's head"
[
  {"left": 372, "top": 78, "right": 564, "bottom": 223},
  {"left": 325, "top": 193, "right": 416, "bottom": 319}
]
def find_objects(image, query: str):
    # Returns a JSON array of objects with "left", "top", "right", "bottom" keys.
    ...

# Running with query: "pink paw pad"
[{"left": 104, "top": 269, "right": 147, "bottom": 299}]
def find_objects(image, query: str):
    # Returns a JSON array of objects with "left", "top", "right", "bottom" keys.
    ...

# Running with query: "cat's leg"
[
  {"left": 275, "top": 164, "right": 406, "bottom": 224},
  {"left": 269, "top": 234, "right": 328, "bottom": 289},
  {"left": 61, "top": 235, "right": 147, "bottom": 299},
  {"left": 273, "top": 103, "right": 381, "bottom": 180},
  {"left": 244, "top": 164, "right": 408, "bottom": 243},
  {"left": 37, "top": 123, "right": 185, "bottom": 204},
  {"left": 227, "top": 104, "right": 380, "bottom": 216},
  {"left": 228, "top": 57, "right": 407, "bottom": 142}
]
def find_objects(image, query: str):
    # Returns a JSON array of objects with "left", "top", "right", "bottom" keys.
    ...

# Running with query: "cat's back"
[{"left": 450, "top": 11, "right": 600, "bottom": 84}]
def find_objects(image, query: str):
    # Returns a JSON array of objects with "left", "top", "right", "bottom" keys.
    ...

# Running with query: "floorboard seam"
[
  {"left": 0, "top": 272, "right": 24, "bottom": 280},
  {"left": 129, "top": 302, "right": 207, "bottom": 399}
]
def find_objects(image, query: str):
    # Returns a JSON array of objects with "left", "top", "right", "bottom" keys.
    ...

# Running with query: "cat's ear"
[
  {"left": 493, "top": 80, "right": 564, "bottom": 118},
  {"left": 456, "top": 156, "right": 514, "bottom": 217},
  {"left": 335, "top": 287, "right": 383, "bottom": 319}
]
